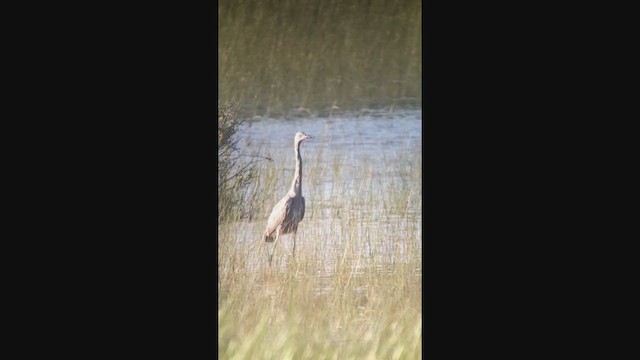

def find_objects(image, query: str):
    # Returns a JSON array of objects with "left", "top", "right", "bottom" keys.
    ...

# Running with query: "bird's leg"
[
  {"left": 292, "top": 230, "right": 297, "bottom": 260},
  {"left": 259, "top": 237, "right": 270, "bottom": 264},
  {"left": 268, "top": 227, "right": 281, "bottom": 265}
]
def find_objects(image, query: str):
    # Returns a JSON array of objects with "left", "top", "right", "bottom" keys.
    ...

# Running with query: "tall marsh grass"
[{"left": 219, "top": 138, "right": 422, "bottom": 358}]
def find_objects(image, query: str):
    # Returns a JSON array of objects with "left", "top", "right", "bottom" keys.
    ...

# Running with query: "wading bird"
[{"left": 263, "top": 131, "right": 313, "bottom": 264}]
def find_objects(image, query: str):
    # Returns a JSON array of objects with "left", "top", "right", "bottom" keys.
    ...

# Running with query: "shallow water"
[
  {"left": 223, "top": 108, "right": 422, "bottom": 274},
  {"left": 243, "top": 109, "right": 421, "bottom": 201},
  {"left": 242, "top": 108, "right": 421, "bottom": 163}
]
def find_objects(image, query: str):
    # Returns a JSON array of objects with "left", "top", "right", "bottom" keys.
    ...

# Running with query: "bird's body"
[
  {"left": 263, "top": 194, "right": 305, "bottom": 242},
  {"left": 263, "top": 131, "right": 312, "bottom": 263}
]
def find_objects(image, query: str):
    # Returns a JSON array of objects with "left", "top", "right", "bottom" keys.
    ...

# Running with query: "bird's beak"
[{"left": 305, "top": 134, "right": 313, "bottom": 140}]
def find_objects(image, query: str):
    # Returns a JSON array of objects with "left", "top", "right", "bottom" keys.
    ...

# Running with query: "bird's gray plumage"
[{"left": 263, "top": 132, "right": 312, "bottom": 262}]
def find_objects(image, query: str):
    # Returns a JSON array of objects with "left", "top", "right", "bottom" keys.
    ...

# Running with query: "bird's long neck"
[{"left": 288, "top": 141, "right": 302, "bottom": 197}]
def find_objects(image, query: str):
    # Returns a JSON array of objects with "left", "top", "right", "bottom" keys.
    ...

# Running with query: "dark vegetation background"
[{"left": 218, "top": 0, "right": 422, "bottom": 117}]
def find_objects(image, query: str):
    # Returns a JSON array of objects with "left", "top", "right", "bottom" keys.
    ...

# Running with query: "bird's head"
[{"left": 295, "top": 132, "right": 313, "bottom": 143}]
